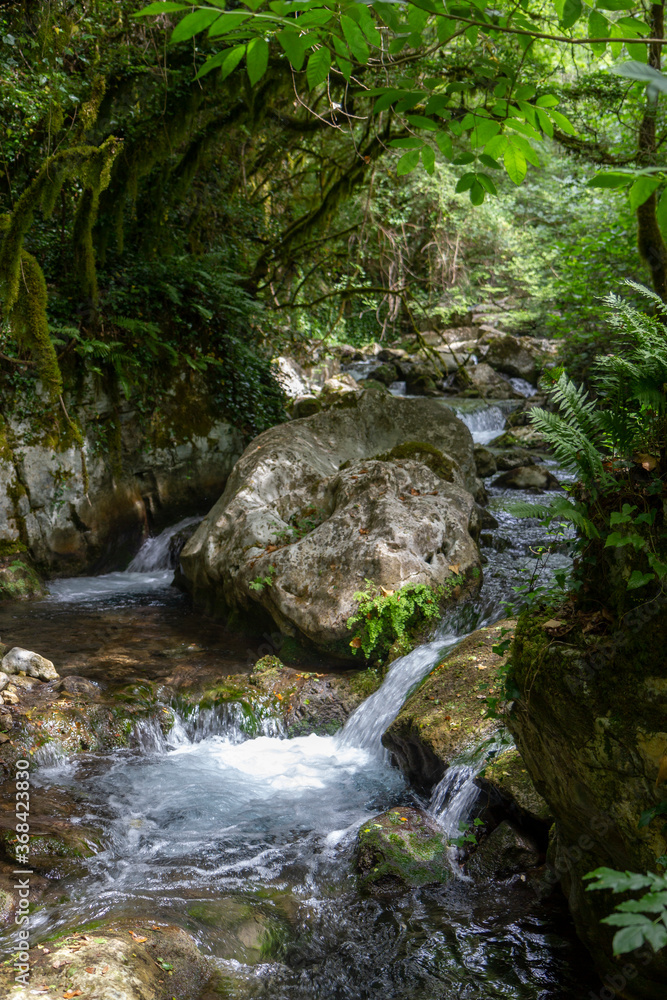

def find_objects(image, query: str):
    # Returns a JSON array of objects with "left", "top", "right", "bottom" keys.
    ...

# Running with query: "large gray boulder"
[{"left": 180, "top": 391, "right": 482, "bottom": 654}]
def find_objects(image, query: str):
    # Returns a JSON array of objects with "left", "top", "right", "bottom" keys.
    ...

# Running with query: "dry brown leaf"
[
  {"left": 349, "top": 636, "right": 362, "bottom": 648},
  {"left": 410, "top": 488, "right": 420, "bottom": 496},
  {"left": 63, "top": 991, "right": 82, "bottom": 998},
  {"left": 102, "top": 965, "right": 110, "bottom": 975},
  {"left": 448, "top": 564, "right": 460, "bottom": 574},
  {"left": 359, "top": 528, "right": 368, "bottom": 535},
  {"left": 543, "top": 619, "right": 564, "bottom": 630},
  {"left": 85, "top": 967, "right": 95, "bottom": 974},
  {"left": 128, "top": 931, "right": 147, "bottom": 943}
]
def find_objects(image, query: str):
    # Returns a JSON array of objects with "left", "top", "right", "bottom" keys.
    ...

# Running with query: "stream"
[{"left": 0, "top": 401, "right": 594, "bottom": 998}]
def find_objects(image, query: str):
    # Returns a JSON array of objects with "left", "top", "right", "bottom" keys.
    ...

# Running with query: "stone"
[
  {"left": 0, "top": 674, "right": 8, "bottom": 693},
  {"left": 320, "top": 373, "right": 359, "bottom": 396},
  {"left": 1, "top": 646, "right": 59, "bottom": 681},
  {"left": 274, "top": 355, "right": 313, "bottom": 397},
  {"left": 474, "top": 445, "right": 497, "bottom": 478},
  {"left": 476, "top": 746, "right": 553, "bottom": 824},
  {"left": 493, "top": 466, "right": 560, "bottom": 490},
  {"left": 464, "top": 821, "right": 542, "bottom": 879},
  {"left": 0, "top": 555, "right": 46, "bottom": 601},
  {"left": 464, "top": 363, "right": 522, "bottom": 400},
  {"left": 55, "top": 675, "right": 101, "bottom": 699},
  {"left": 483, "top": 334, "right": 539, "bottom": 382},
  {"left": 180, "top": 392, "right": 481, "bottom": 654},
  {"left": 356, "top": 806, "right": 451, "bottom": 893},
  {"left": 494, "top": 448, "right": 537, "bottom": 472},
  {"left": 371, "top": 362, "right": 399, "bottom": 385},
  {"left": 291, "top": 395, "right": 321, "bottom": 418},
  {"left": 382, "top": 621, "right": 514, "bottom": 791}
]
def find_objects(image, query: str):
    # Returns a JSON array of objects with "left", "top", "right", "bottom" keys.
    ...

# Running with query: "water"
[
  {"left": 0, "top": 401, "right": 594, "bottom": 998},
  {"left": 128, "top": 515, "right": 201, "bottom": 572}
]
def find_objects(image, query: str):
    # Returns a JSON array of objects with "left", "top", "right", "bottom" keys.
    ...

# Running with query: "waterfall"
[
  {"left": 336, "top": 634, "right": 461, "bottom": 753},
  {"left": 428, "top": 763, "right": 481, "bottom": 839},
  {"left": 127, "top": 515, "right": 202, "bottom": 572}
]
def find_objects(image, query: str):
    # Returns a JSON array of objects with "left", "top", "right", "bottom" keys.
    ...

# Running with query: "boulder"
[
  {"left": 1, "top": 646, "right": 59, "bottom": 681},
  {"left": 476, "top": 746, "right": 553, "bottom": 824},
  {"left": 474, "top": 444, "right": 497, "bottom": 479},
  {"left": 180, "top": 392, "right": 481, "bottom": 654},
  {"left": 356, "top": 806, "right": 451, "bottom": 893},
  {"left": 291, "top": 395, "right": 322, "bottom": 419},
  {"left": 464, "top": 820, "right": 542, "bottom": 879},
  {"left": 464, "top": 363, "right": 522, "bottom": 400},
  {"left": 371, "top": 362, "right": 399, "bottom": 386},
  {"left": 320, "top": 373, "right": 359, "bottom": 396},
  {"left": 494, "top": 448, "right": 537, "bottom": 472},
  {"left": 493, "top": 466, "right": 560, "bottom": 491},
  {"left": 0, "top": 554, "right": 46, "bottom": 601},
  {"left": 483, "top": 335, "right": 539, "bottom": 383},
  {"left": 382, "top": 620, "right": 514, "bottom": 791}
]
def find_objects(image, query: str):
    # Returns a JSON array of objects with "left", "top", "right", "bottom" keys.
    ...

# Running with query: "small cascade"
[
  {"left": 450, "top": 403, "right": 506, "bottom": 445},
  {"left": 337, "top": 635, "right": 460, "bottom": 753},
  {"left": 429, "top": 763, "right": 481, "bottom": 839},
  {"left": 127, "top": 515, "right": 202, "bottom": 572}
]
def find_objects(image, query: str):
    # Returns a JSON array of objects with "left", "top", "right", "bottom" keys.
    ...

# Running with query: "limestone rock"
[
  {"left": 0, "top": 674, "right": 8, "bottom": 693},
  {"left": 474, "top": 444, "right": 497, "bottom": 478},
  {"left": 356, "top": 806, "right": 451, "bottom": 893},
  {"left": 464, "top": 820, "right": 542, "bottom": 879},
  {"left": 465, "top": 363, "right": 522, "bottom": 400},
  {"left": 476, "top": 746, "right": 553, "bottom": 824},
  {"left": 180, "top": 392, "right": 481, "bottom": 653},
  {"left": 1, "top": 646, "right": 59, "bottom": 681},
  {"left": 371, "top": 362, "right": 399, "bottom": 385},
  {"left": 0, "top": 555, "right": 46, "bottom": 601},
  {"left": 493, "top": 465, "right": 560, "bottom": 491}
]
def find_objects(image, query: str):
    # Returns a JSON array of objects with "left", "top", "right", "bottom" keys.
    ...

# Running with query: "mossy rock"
[
  {"left": 476, "top": 747, "right": 553, "bottom": 824},
  {"left": 0, "top": 556, "right": 46, "bottom": 601},
  {"left": 371, "top": 440, "right": 456, "bottom": 482},
  {"left": 356, "top": 806, "right": 452, "bottom": 893},
  {"left": 185, "top": 897, "right": 289, "bottom": 963},
  {"left": 382, "top": 620, "right": 515, "bottom": 792}
]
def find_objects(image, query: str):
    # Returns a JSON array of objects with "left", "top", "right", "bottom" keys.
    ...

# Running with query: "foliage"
[
  {"left": 249, "top": 565, "right": 277, "bottom": 593},
  {"left": 585, "top": 867, "right": 667, "bottom": 956},
  {"left": 347, "top": 578, "right": 454, "bottom": 661},
  {"left": 509, "top": 283, "right": 667, "bottom": 608}
]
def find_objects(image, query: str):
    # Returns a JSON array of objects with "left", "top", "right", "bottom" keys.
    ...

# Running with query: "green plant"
[
  {"left": 585, "top": 867, "right": 667, "bottom": 955},
  {"left": 451, "top": 817, "right": 484, "bottom": 850},
  {"left": 347, "top": 578, "right": 454, "bottom": 662},
  {"left": 249, "top": 565, "right": 277, "bottom": 593}
]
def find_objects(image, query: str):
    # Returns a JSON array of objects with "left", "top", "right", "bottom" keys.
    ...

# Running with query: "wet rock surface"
[
  {"left": 356, "top": 806, "right": 451, "bottom": 894},
  {"left": 464, "top": 820, "right": 543, "bottom": 880},
  {"left": 382, "top": 621, "right": 514, "bottom": 792}
]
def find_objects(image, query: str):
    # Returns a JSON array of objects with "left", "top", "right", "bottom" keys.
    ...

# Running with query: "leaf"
[
  {"left": 469, "top": 179, "right": 485, "bottom": 205},
  {"left": 629, "top": 176, "right": 661, "bottom": 210},
  {"left": 548, "top": 109, "right": 576, "bottom": 135},
  {"left": 588, "top": 172, "right": 633, "bottom": 189},
  {"left": 390, "top": 137, "right": 424, "bottom": 149},
  {"left": 627, "top": 569, "right": 655, "bottom": 589},
  {"left": 536, "top": 108, "right": 554, "bottom": 138},
  {"left": 470, "top": 119, "right": 500, "bottom": 148},
  {"left": 479, "top": 153, "right": 501, "bottom": 169},
  {"left": 306, "top": 46, "right": 331, "bottom": 89},
  {"left": 435, "top": 133, "right": 453, "bottom": 158},
  {"left": 504, "top": 142, "right": 527, "bottom": 184},
  {"left": 613, "top": 61, "right": 667, "bottom": 92},
  {"left": 596, "top": 0, "right": 635, "bottom": 8},
  {"left": 611, "top": 924, "right": 650, "bottom": 955},
  {"left": 208, "top": 12, "right": 251, "bottom": 37},
  {"left": 396, "top": 149, "right": 420, "bottom": 175},
  {"left": 277, "top": 29, "right": 306, "bottom": 70},
  {"left": 455, "top": 172, "right": 476, "bottom": 193},
  {"left": 170, "top": 8, "right": 221, "bottom": 44},
  {"left": 195, "top": 44, "right": 246, "bottom": 80},
  {"left": 561, "top": 0, "right": 582, "bottom": 29},
  {"left": 535, "top": 94, "right": 559, "bottom": 108},
  {"left": 421, "top": 145, "right": 436, "bottom": 174},
  {"left": 477, "top": 172, "right": 498, "bottom": 195},
  {"left": 341, "top": 14, "right": 370, "bottom": 63},
  {"left": 246, "top": 36, "right": 269, "bottom": 85},
  {"left": 134, "top": 1, "right": 189, "bottom": 15},
  {"left": 588, "top": 9, "right": 609, "bottom": 54}
]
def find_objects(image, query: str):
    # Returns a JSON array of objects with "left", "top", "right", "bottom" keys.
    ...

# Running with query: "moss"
[
  {"left": 9, "top": 250, "right": 62, "bottom": 399},
  {"left": 356, "top": 807, "right": 452, "bottom": 893},
  {"left": 349, "top": 667, "right": 382, "bottom": 699},
  {"left": 0, "top": 556, "right": 45, "bottom": 600},
  {"left": 371, "top": 440, "right": 456, "bottom": 482}
]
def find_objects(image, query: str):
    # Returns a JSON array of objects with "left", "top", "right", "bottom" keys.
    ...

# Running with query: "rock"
[
  {"left": 483, "top": 335, "right": 539, "bottom": 383},
  {"left": 356, "top": 378, "right": 389, "bottom": 392},
  {"left": 274, "top": 355, "right": 313, "bottom": 397},
  {"left": 377, "top": 347, "right": 408, "bottom": 362},
  {"left": 320, "top": 373, "right": 359, "bottom": 396},
  {"left": 382, "top": 621, "right": 514, "bottom": 791},
  {"left": 464, "top": 821, "right": 542, "bottom": 879},
  {"left": 494, "top": 448, "right": 537, "bottom": 472},
  {"left": 55, "top": 675, "right": 101, "bottom": 699},
  {"left": 506, "top": 608, "right": 667, "bottom": 995},
  {"left": 0, "top": 554, "right": 46, "bottom": 601},
  {"left": 474, "top": 445, "right": 497, "bottom": 478},
  {"left": 371, "top": 362, "right": 399, "bottom": 385},
  {"left": 476, "top": 746, "right": 553, "bottom": 824},
  {"left": 1, "top": 646, "right": 59, "bottom": 681},
  {"left": 493, "top": 466, "right": 560, "bottom": 491},
  {"left": 291, "top": 395, "right": 321, "bottom": 418},
  {"left": 0, "top": 922, "right": 226, "bottom": 1000},
  {"left": 478, "top": 507, "right": 499, "bottom": 530},
  {"left": 180, "top": 392, "right": 481, "bottom": 654},
  {"left": 356, "top": 806, "right": 451, "bottom": 893},
  {"left": 464, "top": 363, "right": 522, "bottom": 400},
  {"left": 0, "top": 674, "right": 8, "bottom": 693}
]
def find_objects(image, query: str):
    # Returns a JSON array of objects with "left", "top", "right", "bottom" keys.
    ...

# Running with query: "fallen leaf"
[
  {"left": 151, "top": 925, "right": 160, "bottom": 930},
  {"left": 410, "top": 488, "right": 420, "bottom": 496},
  {"left": 398, "top": 495, "right": 406, "bottom": 501},
  {"left": 359, "top": 528, "right": 368, "bottom": 535},
  {"left": 276, "top": 692, "right": 283, "bottom": 701},
  {"left": 129, "top": 931, "right": 147, "bottom": 943},
  {"left": 380, "top": 586, "right": 394, "bottom": 597},
  {"left": 428, "top": 490, "right": 439, "bottom": 496},
  {"left": 85, "top": 967, "right": 95, "bottom": 974},
  {"left": 448, "top": 564, "right": 460, "bottom": 574},
  {"left": 350, "top": 637, "right": 362, "bottom": 648},
  {"left": 359, "top": 468, "right": 369, "bottom": 473},
  {"left": 102, "top": 965, "right": 110, "bottom": 975},
  {"left": 543, "top": 619, "right": 563, "bottom": 630},
  {"left": 265, "top": 544, "right": 280, "bottom": 553},
  {"left": 63, "top": 991, "right": 82, "bottom": 998}
]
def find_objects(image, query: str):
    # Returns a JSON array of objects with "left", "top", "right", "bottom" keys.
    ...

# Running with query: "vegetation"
[{"left": 585, "top": 867, "right": 667, "bottom": 955}]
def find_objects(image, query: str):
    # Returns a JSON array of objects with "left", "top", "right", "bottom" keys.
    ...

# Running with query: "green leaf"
[
  {"left": 306, "top": 46, "right": 331, "bottom": 89},
  {"left": 629, "top": 175, "right": 661, "bottom": 210},
  {"left": 277, "top": 29, "right": 306, "bottom": 70},
  {"left": 548, "top": 109, "right": 577, "bottom": 135},
  {"left": 134, "top": 2, "right": 189, "bottom": 15},
  {"left": 657, "top": 188, "right": 667, "bottom": 233},
  {"left": 170, "top": 8, "right": 221, "bottom": 45},
  {"left": 611, "top": 925, "right": 650, "bottom": 955},
  {"left": 455, "top": 171, "right": 476, "bottom": 193},
  {"left": 209, "top": 12, "right": 252, "bottom": 37},
  {"left": 504, "top": 142, "right": 527, "bottom": 184},
  {"left": 341, "top": 14, "right": 370, "bottom": 63},
  {"left": 246, "top": 36, "right": 269, "bottom": 85},
  {"left": 396, "top": 149, "right": 420, "bottom": 175},
  {"left": 535, "top": 94, "right": 559, "bottom": 108},
  {"left": 588, "top": 9, "right": 609, "bottom": 54},
  {"left": 479, "top": 153, "right": 501, "bottom": 169},
  {"left": 613, "top": 60, "right": 667, "bottom": 91},
  {"left": 596, "top": 0, "right": 634, "bottom": 8},
  {"left": 421, "top": 145, "right": 436, "bottom": 174},
  {"left": 536, "top": 108, "right": 554, "bottom": 138},
  {"left": 390, "top": 137, "right": 424, "bottom": 148},
  {"left": 470, "top": 179, "right": 485, "bottom": 205},
  {"left": 561, "top": 0, "right": 582, "bottom": 29},
  {"left": 627, "top": 569, "right": 655, "bottom": 589},
  {"left": 470, "top": 119, "right": 501, "bottom": 147},
  {"left": 195, "top": 43, "right": 246, "bottom": 80},
  {"left": 505, "top": 117, "right": 542, "bottom": 141},
  {"left": 407, "top": 114, "right": 440, "bottom": 131},
  {"left": 435, "top": 132, "right": 453, "bottom": 158},
  {"left": 484, "top": 134, "right": 508, "bottom": 158},
  {"left": 477, "top": 172, "right": 497, "bottom": 195},
  {"left": 588, "top": 172, "right": 633, "bottom": 189}
]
